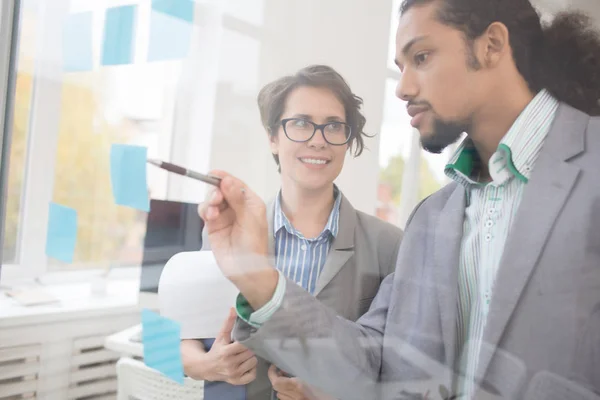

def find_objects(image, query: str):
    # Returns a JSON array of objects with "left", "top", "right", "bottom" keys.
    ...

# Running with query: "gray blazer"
[
  {"left": 243, "top": 194, "right": 402, "bottom": 399},
  {"left": 234, "top": 103, "right": 600, "bottom": 400}
]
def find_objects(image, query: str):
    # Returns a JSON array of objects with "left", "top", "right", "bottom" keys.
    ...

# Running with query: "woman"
[{"left": 180, "top": 65, "right": 403, "bottom": 399}]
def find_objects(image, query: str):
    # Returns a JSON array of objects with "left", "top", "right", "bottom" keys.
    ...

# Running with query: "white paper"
[{"left": 158, "top": 250, "right": 239, "bottom": 339}]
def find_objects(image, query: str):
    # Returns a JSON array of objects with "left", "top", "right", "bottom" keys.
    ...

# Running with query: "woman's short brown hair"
[{"left": 257, "top": 65, "right": 370, "bottom": 168}]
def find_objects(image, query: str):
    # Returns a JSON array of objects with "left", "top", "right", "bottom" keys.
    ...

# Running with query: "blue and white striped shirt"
[{"left": 272, "top": 188, "right": 342, "bottom": 294}]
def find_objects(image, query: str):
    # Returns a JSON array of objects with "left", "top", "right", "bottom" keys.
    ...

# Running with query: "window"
[
  {"left": 12, "top": 0, "right": 187, "bottom": 273},
  {"left": 0, "top": 0, "right": 263, "bottom": 280}
]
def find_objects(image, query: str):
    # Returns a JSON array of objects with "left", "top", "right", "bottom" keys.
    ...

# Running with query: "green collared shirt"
[{"left": 447, "top": 89, "right": 559, "bottom": 397}]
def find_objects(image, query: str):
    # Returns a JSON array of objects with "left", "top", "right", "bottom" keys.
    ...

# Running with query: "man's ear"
[{"left": 480, "top": 21, "right": 510, "bottom": 68}]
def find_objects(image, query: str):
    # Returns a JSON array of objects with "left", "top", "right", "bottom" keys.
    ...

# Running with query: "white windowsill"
[
  {"left": 1, "top": 262, "right": 142, "bottom": 285},
  {"left": 0, "top": 266, "right": 145, "bottom": 328}
]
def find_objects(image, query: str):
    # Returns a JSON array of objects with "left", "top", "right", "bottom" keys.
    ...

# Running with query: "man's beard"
[{"left": 420, "top": 117, "right": 469, "bottom": 154}]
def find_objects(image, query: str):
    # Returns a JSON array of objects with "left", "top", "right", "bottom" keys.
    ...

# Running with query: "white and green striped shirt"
[{"left": 444, "top": 89, "right": 559, "bottom": 398}]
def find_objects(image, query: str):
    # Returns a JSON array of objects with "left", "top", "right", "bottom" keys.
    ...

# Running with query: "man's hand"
[
  {"left": 268, "top": 365, "right": 323, "bottom": 400},
  {"left": 198, "top": 172, "right": 278, "bottom": 309},
  {"left": 181, "top": 308, "right": 257, "bottom": 385}
]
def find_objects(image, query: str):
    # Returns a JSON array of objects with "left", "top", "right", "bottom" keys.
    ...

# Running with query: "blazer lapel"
[
  {"left": 476, "top": 103, "right": 587, "bottom": 381},
  {"left": 314, "top": 195, "right": 356, "bottom": 296},
  {"left": 433, "top": 185, "right": 466, "bottom": 369}
]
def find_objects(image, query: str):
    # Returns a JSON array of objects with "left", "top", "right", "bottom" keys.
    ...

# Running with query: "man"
[{"left": 200, "top": 0, "right": 600, "bottom": 398}]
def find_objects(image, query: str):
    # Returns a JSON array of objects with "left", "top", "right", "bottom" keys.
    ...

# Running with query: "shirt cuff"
[{"left": 235, "top": 270, "right": 286, "bottom": 328}]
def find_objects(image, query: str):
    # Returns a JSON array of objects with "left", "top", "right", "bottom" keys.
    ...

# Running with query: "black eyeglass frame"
[{"left": 280, "top": 118, "right": 352, "bottom": 146}]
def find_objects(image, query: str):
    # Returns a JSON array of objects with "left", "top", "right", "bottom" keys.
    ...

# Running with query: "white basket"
[{"left": 116, "top": 357, "right": 204, "bottom": 400}]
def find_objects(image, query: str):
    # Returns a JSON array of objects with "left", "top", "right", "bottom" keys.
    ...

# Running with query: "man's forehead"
[{"left": 396, "top": 3, "right": 441, "bottom": 47}]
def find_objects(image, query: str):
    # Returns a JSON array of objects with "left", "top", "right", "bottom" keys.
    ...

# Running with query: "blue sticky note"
[
  {"left": 109, "top": 144, "right": 150, "bottom": 212},
  {"left": 147, "top": 0, "right": 194, "bottom": 61},
  {"left": 63, "top": 12, "right": 93, "bottom": 72},
  {"left": 45, "top": 203, "right": 78, "bottom": 263},
  {"left": 152, "top": 0, "right": 194, "bottom": 22},
  {"left": 142, "top": 309, "right": 184, "bottom": 385},
  {"left": 102, "top": 5, "right": 137, "bottom": 66}
]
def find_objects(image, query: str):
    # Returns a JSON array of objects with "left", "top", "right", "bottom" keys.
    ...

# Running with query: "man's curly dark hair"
[
  {"left": 538, "top": 12, "right": 600, "bottom": 116},
  {"left": 400, "top": 0, "right": 600, "bottom": 116}
]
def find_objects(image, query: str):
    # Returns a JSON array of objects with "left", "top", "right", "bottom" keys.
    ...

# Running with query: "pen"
[{"left": 147, "top": 159, "right": 222, "bottom": 186}]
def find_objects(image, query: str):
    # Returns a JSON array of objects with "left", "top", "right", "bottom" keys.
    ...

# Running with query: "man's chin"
[
  {"left": 420, "top": 134, "right": 455, "bottom": 154},
  {"left": 417, "top": 132, "right": 443, "bottom": 154},
  {"left": 420, "top": 126, "right": 465, "bottom": 154},
  {"left": 421, "top": 141, "right": 447, "bottom": 154}
]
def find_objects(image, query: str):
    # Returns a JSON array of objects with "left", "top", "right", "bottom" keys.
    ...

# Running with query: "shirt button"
[
  {"left": 301, "top": 244, "right": 307, "bottom": 251},
  {"left": 485, "top": 233, "right": 492, "bottom": 242},
  {"left": 487, "top": 208, "right": 495, "bottom": 215},
  {"left": 485, "top": 220, "right": 494, "bottom": 228}
]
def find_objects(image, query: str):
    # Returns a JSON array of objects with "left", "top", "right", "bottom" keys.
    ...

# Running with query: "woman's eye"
[
  {"left": 415, "top": 52, "right": 430, "bottom": 66},
  {"left": 293, "top": 120, "right": 308, "bottom": 127},
  {"left": 327, "top": 123, "right": 342, "bottom": 132}
]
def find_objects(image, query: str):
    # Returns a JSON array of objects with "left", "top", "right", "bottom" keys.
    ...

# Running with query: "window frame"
[{"left": 0, "top": 0, "right": 19, "bottom": 277}]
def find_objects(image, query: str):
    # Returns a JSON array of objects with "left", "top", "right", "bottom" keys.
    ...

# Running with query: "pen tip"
[{"left": 146, "top": 159, "right": 161, "bottom": 167}]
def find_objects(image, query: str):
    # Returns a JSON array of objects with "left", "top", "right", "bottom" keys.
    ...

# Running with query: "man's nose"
[{"left": 396, "top": 69, "right": 418, "bottom": 102}]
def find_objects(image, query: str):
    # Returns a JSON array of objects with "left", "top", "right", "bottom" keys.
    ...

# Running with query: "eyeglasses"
[{"left": 281, "top": 118, "right": 352, "bottom": 146}]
